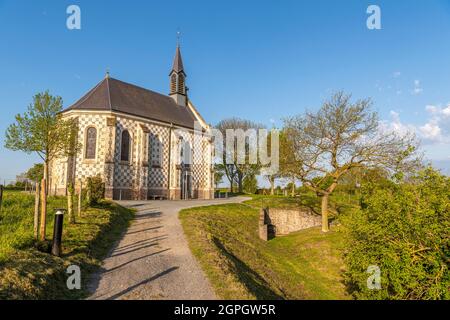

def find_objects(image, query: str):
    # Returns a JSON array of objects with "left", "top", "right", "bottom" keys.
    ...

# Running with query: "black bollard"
[{"left": 51, "top": 209, "right": 66, "bottom": 256}]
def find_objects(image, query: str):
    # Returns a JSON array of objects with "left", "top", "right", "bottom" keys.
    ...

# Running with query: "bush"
[
  {"left": 243, "top": 174, "right": 258, "bottom": 194},
  {"left": 86, "top": 175, "right": 105, "bottom": 205},
  {"left": 341, "top": 168, "right": 450, "bottom": 300}
]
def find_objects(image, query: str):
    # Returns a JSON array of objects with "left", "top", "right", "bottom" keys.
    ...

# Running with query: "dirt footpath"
[{"left": 87, "top": 197, "right": 249, "bottom": 300}]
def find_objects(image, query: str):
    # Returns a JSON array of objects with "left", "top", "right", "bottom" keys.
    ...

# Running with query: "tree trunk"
[
  {"left": 68, "top": 184, "right": 75, "bottom": 224},
  {"left": 39, "top": 178, "right": 47, "bottom": 240},
  {"left": 321, "top": 194, "right": 330, "bottom": 233},
  {"left": 291, "top": 178, "right": 295, "bottom": 197},
  {"left": 34, "top": 182, "right": 40, "bottom": 240},
  {"left": 270, "top": 177, "right": 275, "bottom": 195},
  {"left": 238, "top": 173, "right": 244, "bottom": 193},
  {"left": 78, "top": 181, "right": 82, "bottom": 217},
  {"left": 43, "top": 161, "right": 49, "bottom": 194}
]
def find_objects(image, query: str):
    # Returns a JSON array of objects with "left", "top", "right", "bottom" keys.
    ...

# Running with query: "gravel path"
[{"left": 87, "top": 197, "right": 249, "bottom": 300}]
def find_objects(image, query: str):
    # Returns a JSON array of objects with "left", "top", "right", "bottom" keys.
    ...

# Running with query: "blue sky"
[{"left": 1, "top": 0, "right": 450, "bottom": 182}]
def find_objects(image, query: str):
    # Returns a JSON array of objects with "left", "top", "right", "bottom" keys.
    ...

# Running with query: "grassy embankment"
[
  {"left": 0, "top": 190, "right": 134, "bottom": 299},
  {"left": 180, "top": 193, "right": 359, "bottom": 300}
]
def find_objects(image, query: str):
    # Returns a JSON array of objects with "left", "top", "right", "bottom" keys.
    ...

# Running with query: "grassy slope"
[
  {"left": 180, "top": 196, "right": 351, "bottom": 300},
  {"left": 0, "top": 191, "right": 134, "bottom": 299}
]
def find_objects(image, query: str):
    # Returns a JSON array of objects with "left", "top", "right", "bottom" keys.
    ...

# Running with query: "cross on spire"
[{"left": 176, "top": 30, "right": 182, "bottom": 47}]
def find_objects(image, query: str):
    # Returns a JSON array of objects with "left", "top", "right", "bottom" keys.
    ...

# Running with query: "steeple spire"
[
  {"left": 169, "top": 41, "right": 187, "bottom": 107},
  {"left": 171, "top": 45, "right": 184, "bottom": 74}
]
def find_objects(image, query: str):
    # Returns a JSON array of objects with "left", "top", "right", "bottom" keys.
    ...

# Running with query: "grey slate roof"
[{"left": 63, "top": 77, "right": 197, "bottom": 129}]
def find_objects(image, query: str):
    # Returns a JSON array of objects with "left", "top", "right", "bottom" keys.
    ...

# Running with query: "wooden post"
[
  {"left": 78, "top": 181, "right": 82, "bottom": 217},
  {"left": 34, "top": 182, "right": 40, "bottom": 239},
  {"left": 39, "top": 179, "right": 47, "bottom": 241},
  {"left": 68, "top": 183, "right": 75, "bottom": 224}
]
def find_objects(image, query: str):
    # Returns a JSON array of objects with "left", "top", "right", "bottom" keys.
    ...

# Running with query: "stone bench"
[{"left": 150, "top": 195, "right": 166, "bottom": 200}]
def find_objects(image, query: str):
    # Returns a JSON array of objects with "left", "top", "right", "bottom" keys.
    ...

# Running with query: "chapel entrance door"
[{"left": 180, "top": 164, "right": 192, "bottom": 200}]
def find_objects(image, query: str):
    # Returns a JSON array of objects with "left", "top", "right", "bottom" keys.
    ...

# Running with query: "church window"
[
  {"left": 85, "top": 127, "right": 97, "bottom": 159},
  {"left": 151, "top": 135, "right": 162, "bottom": 167},
  {"left": 121, "top": 130, "right": 131, "bottom": 162}
]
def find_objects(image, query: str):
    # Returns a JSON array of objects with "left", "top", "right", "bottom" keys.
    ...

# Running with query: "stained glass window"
[
  {"left": 85, "top": 127, "right": 97, "bottom": 159},
  {"left": 151, "top": 135, "right": 162, "bottom": 167},
  {"left": 121, "top": 130, "right": 130, "bottom": 162}
]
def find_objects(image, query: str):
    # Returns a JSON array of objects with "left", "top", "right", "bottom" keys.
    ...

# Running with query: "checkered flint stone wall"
[{"left": 49, "top": 112, "right": 214, "bottom": 200}]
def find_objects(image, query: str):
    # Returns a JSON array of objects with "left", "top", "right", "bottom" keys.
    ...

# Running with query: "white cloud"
[
  {"left": 381, "top": 106, "right": 450, "bottom": 144},
  {"left": 425, "top": 105, "right": 438, "bottom": 114},
  {"left": 442, "top": 105, "right": 450, "bottom": 117},
  {"left": 379, "top": 111, "right": 416, "bottom": 137},
  {"left": 412, "top": 80, "right": 423, "bottom": 95},
  {"left": 392, "top": 71, "right": 401, "bottom": 78},
  {"left": 419, "top": 104, "right": 450, "bottom": 143},
  {"left": 419, "top": 121, "right": 441, "bottom": 140}
]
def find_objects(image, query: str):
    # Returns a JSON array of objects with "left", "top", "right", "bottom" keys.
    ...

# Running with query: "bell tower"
[{"left": 169, "top": 45, "right": 187, "bottom": 107}]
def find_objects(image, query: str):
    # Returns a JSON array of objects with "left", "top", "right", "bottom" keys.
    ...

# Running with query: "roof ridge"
[
  {"left": 106, "top": 76, "right": 112, "bottom": 110},
  {"left": 63, "top": 76, "right": 199, "bottom": 129},
  {"left": 109, "top": 77, "right": 175, "bottom": 102}
]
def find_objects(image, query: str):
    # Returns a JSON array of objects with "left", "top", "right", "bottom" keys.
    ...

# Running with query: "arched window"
[
  {"left": 85, "top": 127, "right": 97, "bottom": 159},
  {"left": 184, "top": 142, "right": 192, "bottom": 165},
  {"left": 151, "top": 134, "right": 162, "bottom": 167},
  {"left": 179, "top": 139, "right": 192, "bottom": 165},
  {"left": 121, "top": 130, "right": 130, "bottom": 162}
]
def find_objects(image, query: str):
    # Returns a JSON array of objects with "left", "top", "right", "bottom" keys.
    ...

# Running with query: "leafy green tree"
[
  {"left": 285, "top": 182, "right": 296, "bottom": 197},
  {"left": 213, "top": 165, "right": 224, "bottom": 189},
  {"left": 4, "top": 91, "right": 80, "bottom": 238},
  {"left": 26, "top": 163, "right": 44, "bottom": 183},
  {"left": 5, "top": 91, "right": 79, "bottom": 184},
  {"left": 342, "top": 168, "right": 450, "bottom": 299}
]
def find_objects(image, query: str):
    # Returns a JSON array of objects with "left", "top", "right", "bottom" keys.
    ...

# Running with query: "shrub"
[
  {"left": 243, "top": 174, "right": 258, "bottom": 194},
  {"left": 86, "top": 175, "right": 105, "bottom": 205},
  {"left": 341, "top": 168, "right": 450, "bottom": 300}
]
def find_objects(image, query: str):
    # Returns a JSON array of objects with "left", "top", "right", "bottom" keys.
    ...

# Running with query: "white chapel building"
[{"left": 49, "top": 46, "right": 214, "bottom": 200}]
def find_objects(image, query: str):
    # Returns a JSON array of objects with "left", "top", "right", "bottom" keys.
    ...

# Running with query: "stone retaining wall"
[{"left": 259, "top": 207, "right": 322, "bottom": 241}]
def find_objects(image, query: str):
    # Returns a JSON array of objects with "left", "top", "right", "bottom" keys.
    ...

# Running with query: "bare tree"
[
  {"left": 284, "top": 92, "right": 419, "bottom": 232},
  {"left": 265, "top": 174, "right": 277, "bottom": 195},
  {"left": 215, "top": 118, "right": 264, "bottom": 193},
  {"left": 278, "top": 129, "right": 303, "bottom": 197},
  {"left": 263, "top": 131, "right": 280, "bottom": 195}
]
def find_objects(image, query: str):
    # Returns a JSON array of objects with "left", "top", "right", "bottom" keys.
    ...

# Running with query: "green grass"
[
  {"left": 244, "top": 192, "right": 360, "bottom": 215},
  {"left": 0, "top": 190, "right": 134, "bottom": 299},
  {"left": 180, "top": 196, "right": 351, "bottom": 300}
]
